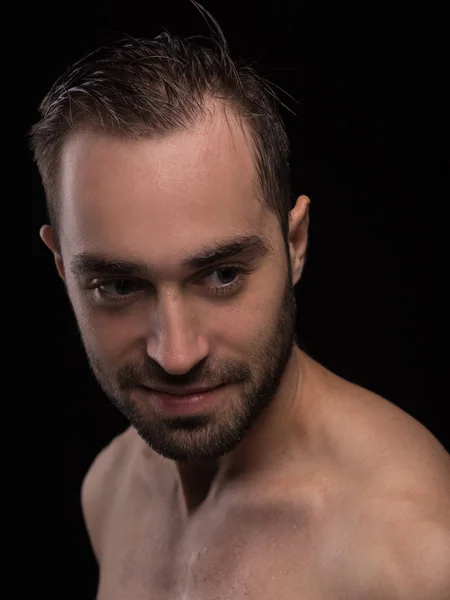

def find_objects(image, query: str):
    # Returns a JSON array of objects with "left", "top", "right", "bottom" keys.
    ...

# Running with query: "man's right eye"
[{"left": 91, "top": 278, "right": 145, "bottom": 303}]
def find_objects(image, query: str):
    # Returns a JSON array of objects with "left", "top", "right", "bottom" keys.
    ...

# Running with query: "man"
[{"left": 31, "top": 18, "right": 450, "bottom": 600}]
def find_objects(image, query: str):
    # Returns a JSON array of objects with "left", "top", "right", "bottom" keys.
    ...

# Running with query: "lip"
[
  {"left": 150, "top": 385, "right": 218, "bottom": 396},
  {"left": 145, "top": 384, "right": 226, "bottom": 416}
]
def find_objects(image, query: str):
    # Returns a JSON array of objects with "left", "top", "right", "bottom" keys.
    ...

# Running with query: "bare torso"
[{"left": 82, "top": 356, "right": 450, "bottom": 599}]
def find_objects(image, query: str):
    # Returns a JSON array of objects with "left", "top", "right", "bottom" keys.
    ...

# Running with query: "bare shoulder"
[
  {"left": 325, "top": 373, "right": 450, "bottom": 498},
  {"left": 80, "top": 426, "right": 154, "bottom": 560},
  {"left": 320, "top": 369, "right": 450, "bottom": 598},
  {"left": 81, "top": 426, "right": 140, "bottom": 491}
]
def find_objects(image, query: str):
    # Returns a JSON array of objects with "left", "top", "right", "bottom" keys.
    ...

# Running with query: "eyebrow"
[{"left": 70, "top": 234, "right": 273, "bottom": 278}]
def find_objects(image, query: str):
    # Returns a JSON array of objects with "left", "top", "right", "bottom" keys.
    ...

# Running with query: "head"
[{"left": 31, "top": 23, "right": 310, "bottom": 462}]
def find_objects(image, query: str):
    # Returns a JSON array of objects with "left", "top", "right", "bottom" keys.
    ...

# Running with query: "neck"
[{"left": 174, "top": 345, "right": 307, "bottom": 517}]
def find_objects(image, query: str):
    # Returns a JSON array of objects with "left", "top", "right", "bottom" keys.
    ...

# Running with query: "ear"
[
  {"left": 40, "top": 225, "right": 66, "bottom": 282},
  {"left": 288, "top": 195, "right": 310, "bottom": 285}
]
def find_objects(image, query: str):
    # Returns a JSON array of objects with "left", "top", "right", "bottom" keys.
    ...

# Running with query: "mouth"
[
  {"left": 143, "top": 384, "right": 227, "bottom": 416},
  {"left": 149, "top": 385, "right": 220, "bottom": 396}
]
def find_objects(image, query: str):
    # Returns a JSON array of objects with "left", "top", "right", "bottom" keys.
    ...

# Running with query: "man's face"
[{"left": 55, "top": 107, "right": 299, "bottom": 461}]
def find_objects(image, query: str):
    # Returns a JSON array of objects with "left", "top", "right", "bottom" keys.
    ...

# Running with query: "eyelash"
[{"left": 89, "top": 265, "right": 251, "bottom": 305}]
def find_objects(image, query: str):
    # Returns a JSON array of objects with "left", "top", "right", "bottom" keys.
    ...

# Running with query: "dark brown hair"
[{"left": 30, "top": 3, "right": 294, "bottom": 252}]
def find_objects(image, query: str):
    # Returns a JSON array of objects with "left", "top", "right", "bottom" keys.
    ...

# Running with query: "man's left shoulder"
[
  {"left": 377, "top": 512, "right": 450, "bottom": 600},
  {"left": 349, "top": 455, "right": 450, "bottom": 599},
  {"left": 329, "top": 383, "right": 450, "bottom": 598},
  {"left": 331, "top": 380, "right": 450, "bottom": 493},
  {"left": 351, "top": 390, "right": 450, "bottom": 598}
]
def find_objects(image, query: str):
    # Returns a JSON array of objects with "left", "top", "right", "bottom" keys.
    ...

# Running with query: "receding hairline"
[
  {"left": 54, "top": 100, "right": 265, "bottom": 231},
  {"left": 59, "top": 98, "right": 255, "bottom": 158}
]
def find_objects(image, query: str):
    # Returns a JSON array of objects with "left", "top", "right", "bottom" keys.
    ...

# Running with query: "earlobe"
[{"left": 40, "top": 225, "right": 66, "bottom": 281}]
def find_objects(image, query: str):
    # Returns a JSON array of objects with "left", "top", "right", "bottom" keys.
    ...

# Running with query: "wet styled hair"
[{"left": 30, "top": 1, "right": 294, "bottom": 252}]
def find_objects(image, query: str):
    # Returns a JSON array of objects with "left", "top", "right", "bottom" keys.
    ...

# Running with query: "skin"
[{"left": 41, "top": 103, "right": 450, "bottom": 599}]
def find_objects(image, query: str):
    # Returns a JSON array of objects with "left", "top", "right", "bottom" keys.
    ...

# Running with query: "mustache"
[{"left": 117, "top": 358, "right": 248, "bottom": 391}]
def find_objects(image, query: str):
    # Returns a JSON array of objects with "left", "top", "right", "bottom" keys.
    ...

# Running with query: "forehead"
[{"left": 59, "top": 106, "right": 277, "bottom": 269}]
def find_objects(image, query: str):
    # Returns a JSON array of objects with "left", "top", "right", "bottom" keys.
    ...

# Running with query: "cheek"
[
  {"left": 67, "top": 285, "right": 140, "bottom": 362},
  {"left": 212, "top": 291, "right": 278, "bottom": 349},
  {"left": 88, "top": 312, "right": 145, "bottom": 364}
]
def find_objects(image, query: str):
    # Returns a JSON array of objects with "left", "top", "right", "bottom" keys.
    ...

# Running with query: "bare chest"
[{"left": 95, "top": 487, "right": 339, "bottom": 600}]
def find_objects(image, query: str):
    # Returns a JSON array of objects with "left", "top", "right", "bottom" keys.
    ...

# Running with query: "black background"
[{"left": 24, "top": 1, "right": 448, "bottom": 597}]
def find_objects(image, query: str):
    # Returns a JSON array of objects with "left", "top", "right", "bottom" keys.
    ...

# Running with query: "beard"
[{"left": 83, "top": 260, "right": 299, "bottom": 462}]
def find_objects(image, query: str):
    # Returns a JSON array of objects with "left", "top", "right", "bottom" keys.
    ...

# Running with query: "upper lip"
[{"left": 149, "top": 385, "right": 221, "bottom": 396}]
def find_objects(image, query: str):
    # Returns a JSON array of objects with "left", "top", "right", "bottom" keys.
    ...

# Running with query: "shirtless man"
[{"left": 31, "top": 23, "right": 450, "bottom": 600}]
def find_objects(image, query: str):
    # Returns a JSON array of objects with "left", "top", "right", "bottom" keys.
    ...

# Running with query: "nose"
[{"left": 146, "top": 289, "right": 209, "bottom": 375}]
